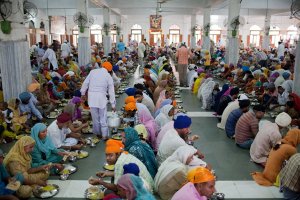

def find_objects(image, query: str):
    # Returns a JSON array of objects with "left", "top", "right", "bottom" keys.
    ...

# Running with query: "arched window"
[
  {"left": 72, "top": 25, "right": 79, "bottom": 46},
  {"left": 209, "top": 24, "right": 221, "bottom": 44},
  {"left": 286, "top": 25, "right": 298, "bottom": 45},
  {"left": 250, "top": 25, "right": 261, "bottom": 47},
  {"left": 131, "top": 24, "right": 142, "bottom": 42},
  {"left": 194, "top": 25, "right": 202, "bottom": 44},
  {"left": 169, "top": 24, "right": 180, "bottom": 44},
  {"left": 270, "top": 26, "right": 280, "bottom": 47},
  {"left": 90, "top": 24, "right": 102, "bottom": 44}
]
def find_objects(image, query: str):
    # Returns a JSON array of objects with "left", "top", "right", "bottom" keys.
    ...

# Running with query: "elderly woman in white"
[{"left": 155, "top": 104, "right": 175, "bottom": 131}]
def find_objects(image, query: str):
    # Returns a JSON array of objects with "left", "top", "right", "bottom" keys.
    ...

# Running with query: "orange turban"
[
  {"left": 122, "top": 57, "right": 127, "bottom": 62},
  {"left": 105, "top": 139, "right": 124, "bottom": 154},
  {"left": 187, "top": 167, "right": 215, "bottom": 184},
  {"left": 125, "top": 102, "right": 137, "bottom": 112},
  {"left": 27, "top": 83, "right": 40, "bottom": 92},
  {"left": 125, "top": 96, "right": 136, "bottom": 104},
  {"left": 57, "top": 82, "right": 68, "bottom": 92},
  {"left": 102, "top": 61, "right": 113, "bottom": 72}
]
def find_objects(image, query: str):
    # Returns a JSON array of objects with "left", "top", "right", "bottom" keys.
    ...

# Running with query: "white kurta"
[
  {"left": 80, "top": 68, "right": 116, "bottom": 109},
  {"left": 138, "top": 42, "right": 145, "bottom": 58},
  {"left": 42, "top": 48, "right": 58, "bottom": 70},
  {"left": 61, "top": 43, "right": 71, "bottom": 58},
  {"left": 142, "top": 93, "right": 155, "bottom": 114},
  {"left": 217, "top": 100, "right": 239, "bottom": 130}
]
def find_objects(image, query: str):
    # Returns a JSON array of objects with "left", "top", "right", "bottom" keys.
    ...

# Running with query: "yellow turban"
[
  {"left": 27, "top": 83, "right": 40, "bottom": 92},
  {"left": 187, "top": 167, "right": 215, "bottom": 184},
  {"left": 125, "top": 102, "right": 137, "bottom": 112},
  {"left": 125, "top": 96, "right": 136, "bottom": 104},
  {"left": 105, "top": 139, "right": 124, "bottom": 154}
]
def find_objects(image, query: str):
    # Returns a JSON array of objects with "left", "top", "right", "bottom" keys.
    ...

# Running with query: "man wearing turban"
[{"left": 80, "top": 61, "right": 116, "bottom": 140}]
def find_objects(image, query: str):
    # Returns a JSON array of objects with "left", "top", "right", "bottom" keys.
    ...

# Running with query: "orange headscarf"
[
  {"left": 105, "top": 139, "right": 124, "bottom": 154},
  {"left": 57, "top": 82, "right": 68, "bottom": 92},
  {"left": 125, "top": 102, "right": 137, "bottom": 112},
  {"left": 125, "top": 96, "right": 136, "bottom": 104},
  {"left": 102, "top": 61, "right": 113, "bottom": 72},
  {"left": 281, "top": 129, "right": 300, "bottom": 147},
  {"left": 27, "top": 83, "right": 40, "bottom": 92},
  {"left": 187, "top": 167, "right": 215, "bottom": 184}
]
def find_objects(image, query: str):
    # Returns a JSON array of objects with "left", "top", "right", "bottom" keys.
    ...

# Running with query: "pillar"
[
  {"left": 116, "top": 15, "right": 121, "bottom": 43},
  {"left": 191, "top": 15, "right": 196, "bottom": 48},
  {"left": 225, "top": 0, "right": 241, "bottom": 65},
  {"left": 293, "top": 41, "right": 300, "bottom": 96},
  {"left": 0, "top": 0, "right": 32, "bottom": 101},
  {"left": 202, "top": 9, "right": 210, "bottom": 51},
  {"left": 262, "top": 14, "right": 271, "bottom": 50},
  {"left": 77, "top": 0, "right": 91, "bottom": 66},
  {"left": 103, "top": 8, "right": 111, "bottom": 56}
]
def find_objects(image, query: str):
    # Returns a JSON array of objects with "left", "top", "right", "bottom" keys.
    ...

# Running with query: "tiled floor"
[{"left": 1, "top": 65, "right": 293, "bottom": 199}]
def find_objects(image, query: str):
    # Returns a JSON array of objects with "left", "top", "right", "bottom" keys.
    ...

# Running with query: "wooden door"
[
  {"left": 29, "top": 29, "right": 36, "bottom": 46},
  {"left": 179, "top": 34, "right": 183, "bottom": 43},
  {"left": 188, "top": 34, "right": 190, "bottom": 47},
  {"left": 247, "top": 35, "right": 250, "bottom": 46},
  {"left": 149, "top": 34, "right": 154, "bottom": 46},
  {"left": 161, "top": 34, "right": 164, "bottom": 47},
  {"left": 90, "top": 34, "right": 95, "bottom": 45},
  {"left": 128, "top": 34, "right": 131, "bottom": 43}
]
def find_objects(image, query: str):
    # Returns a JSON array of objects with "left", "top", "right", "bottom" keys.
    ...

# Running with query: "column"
[
  {"left": 0, "top": 0, "right": 32, "bottom": 101},
  {"left": 77, "top": 0, "right": 91, "bottom": 66},
  {"left": 293, "top": 41, "right": 300, "bottom": 96},
  {"left": 202, "top": 9, "right": 210, "bottom": 51},
  {"left": 225, "top": 0, "right": 241, "bottom": 65},
  {"left": 116, "top": 15, "right": 121, "bottom": 43},
  {"left": 262, "top": 14, "right": 271, "bottom": 50},
  {"left": 191, "top": 15, "right": 196, "bottom": 48},
  {"left": 103, "top": 8, "right": 111, "bottom": 56}
]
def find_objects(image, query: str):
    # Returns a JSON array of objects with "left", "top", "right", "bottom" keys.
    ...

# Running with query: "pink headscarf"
[
  {"left": 155, "top": 90, "right": 166, "bottom": 110},
  {"left": 117, "top": 174, "right": 136, "bottom": 200},
  {"left": 137, "top": 103, "right": 158, "bottom": 149}
]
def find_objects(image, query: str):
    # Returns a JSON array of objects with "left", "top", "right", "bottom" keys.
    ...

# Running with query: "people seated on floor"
[
  {"left": 216, "top": 87, "right": 239, "bottom": 116},
  {"left": 171, "top": 167, "right": 216, "bottom": 200},
  {"left": 18, "top": 92, "right": 44, "bottom": 124},
  {"left": 280, "top": 153, "right": 300, "bottom": 199},
  {"left": 7, "top": 99, "right": 30, "bottom": 134},
  {"left": 3, "top": 136, "right": 49, "bottom": 199},
  {"left": 134, "top": 124, "right": 149, "bottom": 143},
  {"left": 250, "top": 112, "right": 292, "bottom": 167},
  {"left": 47, "top": 112, "right": 83, "bottom": 150},
  {"left": 157, "top": 115, "right": 204, "bottom": 165},
  {"left": 89, "top": 139, "right": 154, "bottom": 193},
  {"left": 261, "top": 83, "right": 278, "bottom": 109},
  {"left": 225, "top": 96, "right": 251, "bottom": 138},
  {"left": 252, "top": 129, "right": 300, "bottom": 186},
  {"left": 30, "top": 123, "right": 68, "bottom": 172},
  {"left": 154, "top": 146, "right": 202, "bottom": 200},
  {"left": 122, "top": 128, "right": 158, "bottom": 178},
  {"left": 155, "top": 87, "right": 174, "bottom": 111},
  {"left": 155, "top": 104, "right": 174, "bottom": 131},
  {"left": 235, "top": 105, "right": 265, "bottom": 149},
  {"left": 200, "top": 79, "right": 216, "bottom": 110}
]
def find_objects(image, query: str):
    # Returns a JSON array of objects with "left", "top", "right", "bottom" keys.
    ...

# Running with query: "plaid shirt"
[{"left": 280, "top": 153, "right": 300, "bottom": 192}]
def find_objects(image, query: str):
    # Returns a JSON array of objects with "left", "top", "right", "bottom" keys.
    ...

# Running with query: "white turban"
[
  {"left": 238, "top": 94, "right": 249, "bottom": 101},
  {"left": 275, "top": 112, "right": 292, "bottom": 127}
]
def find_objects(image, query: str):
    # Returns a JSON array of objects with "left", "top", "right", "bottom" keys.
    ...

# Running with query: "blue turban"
[
  {"left": 125, "top": 88, "right": 136, "bottom": 96},
  {"left": 19, "top": 92, "right": 31, "bottom": 102},
  {"left": 174, "top": 115, "right": 192, "bottom": 129},
  {"left": 52, "top": 76, "right": 60, "bottom": 81},
  {"left": 282, "top": 72, "right": 290, "bottom": 80},
  {"left": 113, "top": 65, "right": 119, "bottom": 72},
  {"left": 123, "top": 163, "right": 140, "bottom": 176},
  {"left": 118, "top": 57, "right": 122, "bottom": 60}
]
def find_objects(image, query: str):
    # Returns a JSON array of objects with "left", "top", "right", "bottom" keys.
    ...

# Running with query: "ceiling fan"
[{"left": 155, "top": 1, "right": 175, "bottom": 14}]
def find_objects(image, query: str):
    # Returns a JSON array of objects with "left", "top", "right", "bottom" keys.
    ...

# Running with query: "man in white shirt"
[
  {"left": 61, "top": 40, "right": 71, "bottom": 59},
  {"left": 42, "top": 45, "right": 58, "bottom": 71},
  {"left": 277, "top": 41, "right": 285, "bottom": 60},
  {"left": 138, "top": 40, "right": 146, "bottom": 68},
  {"left": 47, "top": 113, "right": 83, "bottom": 150},
  {"left": 80, "top": 63, "right": 116, "bottom": 140},
  {"left": 134, "top": 90, "right": 155, "bottom": 115},
  {"left": 35, "top": 42, "right": 45, "bottom": 66}
]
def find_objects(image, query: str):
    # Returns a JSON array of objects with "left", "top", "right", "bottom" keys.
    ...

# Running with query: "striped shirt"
[
  {"left": 280, "top": 153, "right": 300, "bottom": 192},
  {"left": 235, "top": 110, "right": 259, "bottom": 144}
]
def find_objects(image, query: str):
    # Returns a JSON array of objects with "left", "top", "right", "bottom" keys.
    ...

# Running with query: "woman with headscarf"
[
  {"left": 3, "top": 136, "right": 49, "bottom": 198},
  {"left": 154, "top": 145, "right": 199, "bottom": 200},
  {"left": 153, "top": 80, "right": 168, "bottom": 104},
  {"left": 69, "top": 96, "right": 82, "bottom": 121},
  {"left": 36, "top": 83, "right": 57, "bottom": 115},
  {"left": 155, "top": 104, "right": 175, "bottom": 131},
  {"left": 7, "top": 98, "right": 28, "bottom": 133},
  {"left": 201, "top": 80, "right": 216, "bottom": 110},
  {"left": 30, "top": 123, "right": 66, "bottom": 171},
  {"left": 154, "top": 99, "right": 173, "bottom": 118},
  {"left": 117, "top": 174, "right": 155, "bottom": 200},
  {"left": 134, "top": 124, "right": 148, "bottom": 142},
  {"left": 289, "top": 93, "right": 300, "bottom": 112},
  {"left": 144, "top": 71, "right": 156, "bottom": 93},
  {"left": 122, "top": 128, "right": 158, "bottom": 178},
  {"left": 155, "top": 87, "right": 174, "bottom": 111},
  {"left": 252, "top": 129, "right": 300, "bottom": 186},
  {"left": 213, "top": 84, "right": 229, "bottom": 111},
  {"left": 192, "top": 73, "right": 206, "bottom": 95},
  {"left": 197, "top": 77, "right": 211, "bottom": 100}
]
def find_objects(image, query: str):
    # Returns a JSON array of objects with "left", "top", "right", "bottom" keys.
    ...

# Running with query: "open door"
[
  {"left": 179, "top": 34, "right": 183, "bottom": 43},
  {"left": 149, "top": 34, "right": 154, "bottom": 46},
  {"left": 161, "top": 34, "right": 164, "bottom": 47}
]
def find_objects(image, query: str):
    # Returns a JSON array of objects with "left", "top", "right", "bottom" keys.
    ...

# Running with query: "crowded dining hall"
[{"left": 0, "top": 0, "right": 300, "bottom": 199}]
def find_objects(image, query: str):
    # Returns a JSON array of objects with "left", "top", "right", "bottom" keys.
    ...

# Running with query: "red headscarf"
[{"left": 289, "top": 93, "right": 300, "bottom": 112}]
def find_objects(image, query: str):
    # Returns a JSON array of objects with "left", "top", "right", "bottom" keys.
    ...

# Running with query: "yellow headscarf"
[
  {"left": 193, "top": 73, "right": 206, "bottom": 94},
  {"left": 134, "top": 124, "right": 148, "bottom": 140},
  {"left": 187, "top": 167, "right": 215, "bottom": 184},
  {"left": 7, "top": 98, "right": 17, "bottom": 111},
  {"left": 3, "top": 136, "right": 35, "bottom": 170}
]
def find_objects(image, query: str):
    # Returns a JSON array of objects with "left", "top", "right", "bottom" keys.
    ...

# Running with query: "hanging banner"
[
  {"left": 150, "top": 15, "right": 162, "bottom": 30},
  {"left": 50, "top": 16, "right": 65, "bottom": 34}
]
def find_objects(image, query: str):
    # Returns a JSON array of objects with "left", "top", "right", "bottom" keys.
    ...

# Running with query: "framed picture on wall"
[{"left": 150, "top": 15, "right": 162, "bottom": 30}]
